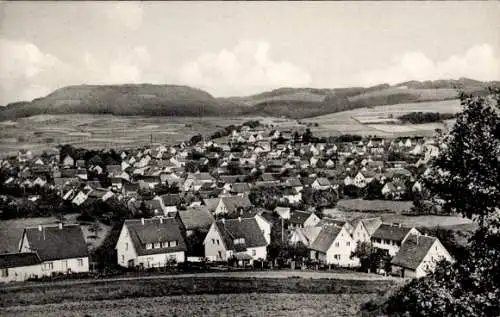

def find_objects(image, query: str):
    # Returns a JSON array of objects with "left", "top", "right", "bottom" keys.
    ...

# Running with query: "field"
[
  {"left": 0, "top": 293, "right": 380, "bottom": 317},
  {"left": 304, "top": 99, "right": 461, "bottom": 137},
  {"left": 0, "top": 214, "right": 110, "bottom": 254},
  {"left": 0, "top": 114, "right": 284, "bottom": 157}
]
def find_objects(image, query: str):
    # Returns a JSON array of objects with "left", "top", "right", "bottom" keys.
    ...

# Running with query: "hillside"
[
  {"left": 0, "top": 84, "right": 241, "bottom": 121},
  {"left": 1, "top": 78, "right": 499, "bottom": 121}
]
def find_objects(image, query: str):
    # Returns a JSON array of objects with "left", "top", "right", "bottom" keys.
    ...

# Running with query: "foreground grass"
[
  {"left": 0, "top": 293, "right": 382, "bottom": 317},
  {"left": 0, "top": 276, "right": 395, "bottom": 307}
]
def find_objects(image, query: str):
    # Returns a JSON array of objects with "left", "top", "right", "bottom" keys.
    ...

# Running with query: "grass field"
[
  {"left": 0, "top": 293, "right": 381, "bottom": 317},
  {"left": 0, "top": 214, "right": 110, "bottom": 254},
  {"left": 305, "top": 99, "right": 461, "bottom": 137}
]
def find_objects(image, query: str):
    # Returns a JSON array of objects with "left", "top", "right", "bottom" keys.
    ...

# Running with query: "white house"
[
  {"left": 203, "top": 218, "right": 268, "bottom": 263},
  {"left": 0, "top": 253, "right": 43, "bottom": 283},
  {"left": 288, "top": 211, "right": 321, "bottom": 230},
  {"left": 351, "top": 217, "right": 382, "bottom": 243},
  {"left": 309, "top": 226, "right": 359, "bottom": 267},
  {"left": 391, "top": 234, "right": 453, "bottom": 278},
  {"left": 19, "top": 224, "right": 89, "bottom": 276},
  {"left": 371, "top": 224, "right": 420, "bottom": 256},
  {"left": 115, "top": 217, "right": 187, "bottom": 268}
]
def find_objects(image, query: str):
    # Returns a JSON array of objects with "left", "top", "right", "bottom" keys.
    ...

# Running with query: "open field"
[
  {"left": 0, "top": 114, "right": 287, "bottom": 157},
  {"left": 0, "top": 293, "right": 381, "bottom": 317},
  {"left": 305, "top": 99, "right": 461, "bottom": 137},
  {"left": 337, "top": 199, "right": 414, "bottom": 213},
  {"left": 0, "top": 214, "right": 110, "bottom": 254}
]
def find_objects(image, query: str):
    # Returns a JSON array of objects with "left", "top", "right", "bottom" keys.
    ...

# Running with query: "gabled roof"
[
  {"left": 222, "top": 195, "right": 253, "bottom": 213},
  {"left": 23, "top": 224, "right": 88, "bottom": 261},
  {"left": 289, "top": 210, "right": 315, "bottom": 225},
  {"left": 310, "top": 226, "right": 342, "bottom": 253},
  {"left": 391, "top": 234, "right": 437, "bottom": 270},
  {"left": 359, "top": 217, "right": 382, "bottom": 236},
  {"left": 160, "top": 193, "right": 182, "bottom": 207},
  {"left": 124, "top": 218, "right": 187, "bottom": 256},
  {"left": 372, "top": 224, "right": 415, "bottom": 242},
  {"left": 178, "top": 207, "right": 214, "bottom": 231},
  {"left": 203, "top": 197, "right": 220, "bottom": 212},
  {"left": 294, "top": 226, "right": 322, "bottom": 246},
  {"left": 0, "top": 252, "right": 41, "bottom": 269},
  {"left": 230, "top": 183, "right": 251, "bottom": 193},
  {"left": 215, "top": 218, "right": 267, "bottom": 251}
]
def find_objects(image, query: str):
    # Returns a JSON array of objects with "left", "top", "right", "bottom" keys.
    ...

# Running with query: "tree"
[
  {"left": 249, "top": 187, "right": 283, "bottom": 210},
  {"left": 365, "top": 91, "right": 500, "bottom": 317}
]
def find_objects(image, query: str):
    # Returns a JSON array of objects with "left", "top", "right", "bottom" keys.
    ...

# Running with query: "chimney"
[
  {"left": 141, "top": 218, "right": 145, "bottom": 225},
  {"left": 38, "top": 225, "right": 43, "bottom": 232},
  {"left": 58, "top": 223, "right": 63, "bottom": 230},
  {"left": 238, "top": 217, "right": 242, "bottom": 222}
]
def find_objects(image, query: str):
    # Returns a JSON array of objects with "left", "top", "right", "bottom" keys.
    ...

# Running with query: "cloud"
[
  {"left": 358, "top": 44, "right": 500, "bottom": 86},
  {"left": 179, "top": 40, "right": 312, "bottom": 96},
  {"left": 0, "top": 38, "right": 67, "bottom": 104},
  {"left": 105, "top": 2, "right": 144, "bottom": 31}
]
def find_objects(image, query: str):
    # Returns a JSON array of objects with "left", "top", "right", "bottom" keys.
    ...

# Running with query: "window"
[
  {"left": 252, "top": 249, "right": 256, "bottom": 256},
  {"left": 125, "top": 243, "right": 128, "bottom": 251},
  {"left": 171, "top": 240, "right": 178, "bottom": 247},
  {"left": 44, "top": 262, "right": 53, "bottom": 270},
  {"left": 146, "top": 243, "right": 153, "bottom": 250},
  {"left": 1, "top": 268, "right": 8, "bottom": 277},
  {"left": 121, "top": 255, "right": 125, "bottom": 263},
  {"left": 218, "top": 251, "right": 222, "bottom": 259},
  {"left": 154, "top": 242, "right": 161, "bottom": 249},
  {"left": 212, "top": 239, "right": 215, "bottom": 244},
  {"left": 334, "top": 242, "right": 339, "bottom": 247},
  {"left": 334, "top": 254, "right": 341, "bottom": 260},
  {"left": 216, "top": 239, "right": 220, "bottom": 245},
  {"left": 346, "top": 242, "right": 350, "bottom": 247},
  {"left": 77, "top": 258, "right": 83, "bottom": 267}
]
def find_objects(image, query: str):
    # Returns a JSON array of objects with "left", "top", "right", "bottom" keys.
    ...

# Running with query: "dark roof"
[
  {"left": 230, "top": 183, "right": 251, "bottom": 193},
  {"left": 289, "top": 210, "right": 315, "bottom": 225},
  {"left": 23, "top": 224, "right": 88, "bottom": 261},
  {"left": 284, "top": 177, "right": 302, "bottom": 187},
  {"left": 222, "top": 195, "right": 252, "bottom": 213},
  {"left": 215, "top": 218, "right": 267, "bottom": 250},
  {"left": 124, "top": 218, "right": 187, "bottom": 256},
  {"left": 178, "top": 207, "right": 214, "bottom": 231},
  {"left": 0, "top": 252, "right": 41, "bottom": 269},
  {"left": 391, "top": 235, "right": 437, "bottom": 270},
  {"left": 310, "top": 226, "right": 342, "bottom": 253},
  {"left": 371, "top": 224, "right": 415, "bottom": 242},
  {"left": 144, "top": 199, "right": 163, "bottom": 213},
  {"left": 315, "top": 177, "right": 330, "bottom": 186},
  {"left": 160, "top": 194, "right": 182, "bottom": 207},
  {"left": 360, "top": 217, "right": 382, "bottom": 236},
  {"left": 260, "top": 173, "right": 276, "bottom": 182}
]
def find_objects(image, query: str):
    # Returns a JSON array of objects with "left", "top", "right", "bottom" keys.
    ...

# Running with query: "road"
[{"left": 0, "top": 270, "right": 402, "bottom": 291}]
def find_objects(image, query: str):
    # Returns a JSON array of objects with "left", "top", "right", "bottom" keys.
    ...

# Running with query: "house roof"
[
  {"left": 310, "top": 226, "right": 342, "bottom": 253},
  {"left": 215, "top": 218, "right": 267, "bottom": 250},
  {"left": 315, "top": 177, "right": 330, "bottom": 186},
  {"left": 23, "top": 224, "right": 88, "bottom": 261},
  {"left": 391, "top": 234, "right": 437, "bottom": 270},
  {"left": 124, "top": 218, "right": 187, "bottom": 256},
  {"left": 222, "top": 195, "right": 253, "bottom": 213},
  {"left": 160, "top": 193, "right": 182, "bottom": 207},
  {"left": 289, "top": 210, "right": 315, "bottom": 225},
  {"left": 203, "top": 198, "right": 220, "bottom": 212},
  {"left": 0, "top": 252, "right": 41, "bottom": 269},
  {"left": 284, "top": 177, "right": 302, "bottom": 187},
  {"left": 230, "top": 183, "right": 251, "bottom": 193},
  {"left": 372, "top": 224, "right": 414, "bottom": 242},
  {"left": 295, "top": 226, "right": 322, "bottom": 246},
  {"left": 359, "top": 217, "right": 383, "bottom": 236},
  {"left": 178, "top": 207, "right": 214, "bottom": 231}
]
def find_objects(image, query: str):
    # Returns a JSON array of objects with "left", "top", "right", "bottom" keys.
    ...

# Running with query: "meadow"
[
  {"left": 0, "top": 293, "right": 381, "bottom": 317},
  {"left": 305, "top": 99, "right": 461, "bottom": 137}
]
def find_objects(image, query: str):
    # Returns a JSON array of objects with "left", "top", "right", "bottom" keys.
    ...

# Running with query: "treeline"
[{"left": 398, "top": 112, "right": 456, "bottom": 124}]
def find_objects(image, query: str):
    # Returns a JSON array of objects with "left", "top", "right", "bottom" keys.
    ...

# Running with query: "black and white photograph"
[{"left": 0, "top": 1, "right": 499, "bottom": 316}]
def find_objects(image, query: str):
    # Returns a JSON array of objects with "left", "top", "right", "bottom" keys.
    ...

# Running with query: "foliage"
[
  {"left": 301, "top": 188, "right": 338, "bottom": 209},
  {"left": 398, "top": 112, "right": 456, "bottom": 124},
  {"left": 248, "top": 187, "right": 283, "bottom": 210},
  {"left": 351, "top": 241, "right": 391, "bottom": 273},
  {"left": 364, "top": 181, "right": 384, "bottom": 200}
]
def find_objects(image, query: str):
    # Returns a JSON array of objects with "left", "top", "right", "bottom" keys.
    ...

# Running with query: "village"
[{"left": 0, "top": 120, "right": 454, "bottom": 283}]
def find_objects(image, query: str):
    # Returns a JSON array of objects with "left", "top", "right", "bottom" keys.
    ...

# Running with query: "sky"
[{"left": 0, "top": 1, "right": 499, "bottom": 105}]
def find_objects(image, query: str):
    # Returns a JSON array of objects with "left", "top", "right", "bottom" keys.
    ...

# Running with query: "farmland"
[
  {"left": 0, "top": 293, "right": 381, "bottom": 317},
  {"left": 0, "top": 114, "right": 293, "bottom": 157},
  {"left": 304, "top": 99, "right": 461, "bottom": 137}
]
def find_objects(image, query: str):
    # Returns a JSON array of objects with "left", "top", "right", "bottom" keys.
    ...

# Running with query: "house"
[
  {"left": 391, "top": 234, "right": 453, "bottom": 278},
  {"left": 353, "top": 171, "right": 375, "bottom": 188},
  {"left": 381, "top": 181, "right": 407, "bottom": 200},
  {"left": 312, "top": 178, "right": 331, "bottom": 190},
  {"left": 371, "top": 224, "right": 420, "bottom": 256},
  {"left": 228, "top": 183, "right": 251, "bottom": 196},
  {"left": 282, "top": 188, "right": 302, "bottom": 204},
  {"left": 288, "top": 210, "right": 320, "bottom": 230},
  {"left": 254, "top": 213, "right": 272, "bottom": 245},
  {"left": 275, "top": 206, "right": 291, "bottom": 220},
  {"left": 115, "top": 217, "right": 187, "bottom": 268},
  {"left": 351, "top": 217, "right": 382, "bottom": 243},
  {"left": 19, "top": 224, "right": 89, "bottom": 275},
  {"left": 212, "top": 195, "right": 253, "bottom": 215},
  {"left": 309, "top": 226, "right": 359, "bottom": 267},
  {"left": 62, "top": 155, "right": 75, "bottom": 167},
  {"left": 0, "top": 252, "right": 42, "bottom": 283},
  {"left": 178, "top": 207, "right": 214, "bottom": 236},
  {"left": 289, "top": 226, "right": 322, "bottom": 247},
  {"left": 203, "top": 218, "right": 268, "bottom": 263}
]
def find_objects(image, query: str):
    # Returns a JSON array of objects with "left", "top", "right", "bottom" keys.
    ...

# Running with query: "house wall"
[
  {"left": 304, "top": 214, "right": 320, "bottom": 227},
  {"left": 245, "top": 246, "right": 267, "bottom": 261},
  {"left": 137, "top": 251, "right": 185, "bottom": 268},
  {"left": 254, "top": 215, "right": 271, "bottom": 245},
  {"left": 214, "top": 200, "right": 228, "bottom": 215},
  {"left": 204, "top": 224, "right": 228, "bottom": 261},
  {"left": 372, "top": 228, "right": 420, "bottom": 256},
  {"left": 415, "top": 240, "right": 453, "bottom": 278},
  {"left": 352, "top": 222, "right": 370, "bottom": 243},
  {"left": 39, "top": 257, "right": 89, "bottom": 276},
  {"left": 116, "top": 225, "right": 139, "bottom": 268},
  {"left": 325, "top": 228, "right": 359, "bottom": 267},
  {"left": 0, "top": 264, "right": 43, "bottom": 283}
]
